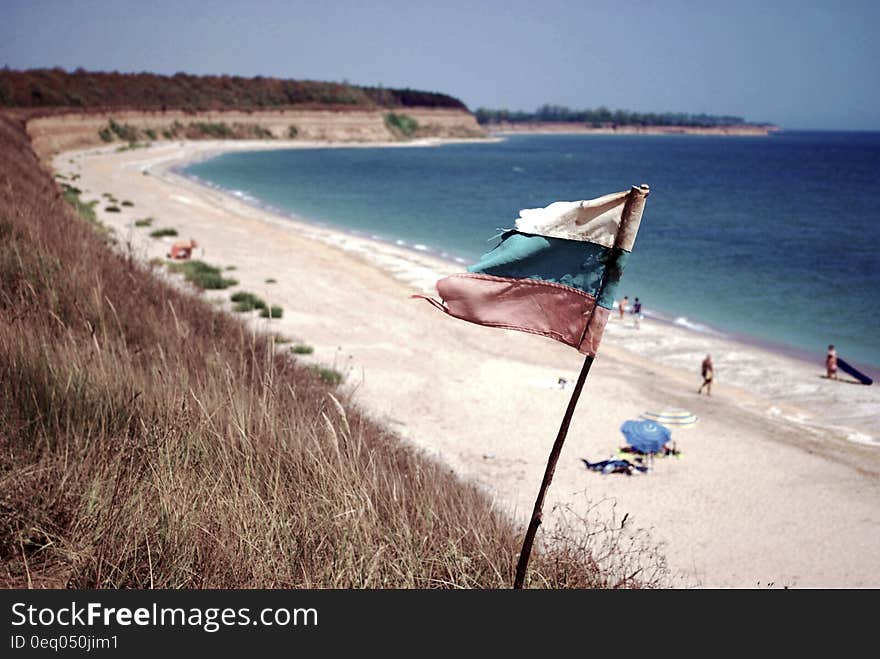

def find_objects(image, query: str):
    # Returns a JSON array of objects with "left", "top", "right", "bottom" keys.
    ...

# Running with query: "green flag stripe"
[{"left": 466, "top": 231, "right": 630, "bottom": 310}]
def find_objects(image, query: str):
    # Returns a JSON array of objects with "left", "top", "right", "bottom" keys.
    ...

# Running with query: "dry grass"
[{"left": 0, "top": 112, "right": 669, "bottom": 588}]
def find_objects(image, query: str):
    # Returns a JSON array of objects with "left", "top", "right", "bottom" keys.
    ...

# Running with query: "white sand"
[{"left": 53, "top": 140, "right": 880, "bottom": 588}]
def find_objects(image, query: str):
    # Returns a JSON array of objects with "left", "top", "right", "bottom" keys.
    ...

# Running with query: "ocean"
[{"left": 183, "top": 131, "right": 880, "bottom": 369}]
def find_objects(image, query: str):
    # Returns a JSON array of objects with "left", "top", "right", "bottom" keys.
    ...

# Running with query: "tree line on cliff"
[
  {"left": 476, "top": 104, "right": 766, "bottom": 128},
  {"left": 0, "top": 68, "right": 467, "bottom": 111}
]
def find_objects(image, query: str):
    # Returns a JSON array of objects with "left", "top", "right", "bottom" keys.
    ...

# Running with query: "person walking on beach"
[
  {"left": 619, "top": 296, "right": 628, "bottom": 320},
  {"left": 698, "top": 354, "right": 714, "bottom": 396},
  {"left": 632, "top": 297, "right": 643, "bottom": 329},
  {"left": 826, "top": 344, "right": 838, "bottom": 380}
]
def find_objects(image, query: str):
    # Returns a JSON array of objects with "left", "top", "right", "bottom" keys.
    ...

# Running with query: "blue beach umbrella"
[{"left": 620, "top": 419, "right": 671, "bottom": 454}]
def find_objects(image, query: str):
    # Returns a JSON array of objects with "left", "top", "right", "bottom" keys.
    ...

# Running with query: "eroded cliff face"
[{"left": 26, "top": 107, "right": 485, "bottom": 158}]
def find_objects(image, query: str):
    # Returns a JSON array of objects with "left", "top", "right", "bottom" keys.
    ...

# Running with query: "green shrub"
[
  {"left": 291, "top": 344, "right": 313, "bottom": 355},
  {"left": 288, "top": 125, "right": 299, "bottom": 139},
  {"left": 385, "top": 112, "right": 419, "bottom": 138},
  {"left": 98, "top": 127, "right": 113, "bottom": 142},
  {"left": 61, "top": 184, "right": 111, "bottom": 238},
  {"left": 62, "top": 185, "right": 94, "bottom": 223},
  {"left": 144, "top": 128, "right": 157, "bottom": 140},
  {"left": 273, "top": 334, "right": 292, "bottom": 344},
  {"left": 311, "top": 366, "right": 343, "bottom": 386},
  {"left": 121, "top": 200, "right": 134, "bottom": 207},
  {"left": 251, "top": 125, "right": 274, "bottom": 139},
  {"left": 230, "top": 291, "right": 267, "bottom": 312},
  {"left": 260, "top": 305, "right": 283, "bottom": 319},
  {"left": 105, "top": 205, "right": 121, "bottom": 212},
  {"left": 193, "top": 122, "right": 234, "bottom": 138},
  {"left": 225, "top": 265, "right": 236, "bottom": 271},
  {"left": 166, "top": 260, "right": 238, "bottom": 290},
  {"left": 149, "top": 228, "right": 178, "bottom": 238},
  {"left": 134, "top": 217, "right": 153, "bottom": 227},
  {"left": 108, "top": 119, "right": 139, "bottom": 141},
  {"left": 115, "top": 142, "right": 150, "bottom": 152},
  {"left": 265, "top": 278, "right": 277, "bottom": 284}
]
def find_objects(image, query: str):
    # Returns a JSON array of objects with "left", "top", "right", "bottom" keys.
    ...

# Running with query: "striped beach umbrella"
[
  {"left": 640, "top": 408, "right": 698, "bottom": 429},
  {"left": 620, "top": 419, "right": 671, "bottom": 454}
]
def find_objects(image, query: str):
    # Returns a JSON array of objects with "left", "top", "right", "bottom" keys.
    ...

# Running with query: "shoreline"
[
  {"left": 169, "top": 142, "right": 880, "bottom": 388},
  {"left": 54, "top": 138, "right": 880, "bottom": 587},
  {"left": 173, "top": 142, "right": 880, "bottom": 378}
]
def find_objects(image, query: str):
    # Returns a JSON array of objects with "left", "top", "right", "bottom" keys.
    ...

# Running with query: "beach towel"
[{"left": 581, "top": 457, "right": 648, "bottom": 475}]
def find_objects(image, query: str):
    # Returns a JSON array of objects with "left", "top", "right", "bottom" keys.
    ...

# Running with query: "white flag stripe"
[{"left": 515, "top": 186, "right": 647, "bottom": 251}]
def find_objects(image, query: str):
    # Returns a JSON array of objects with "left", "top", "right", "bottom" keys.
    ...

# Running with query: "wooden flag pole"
[{"left": 513, "top": 353, "right": 595, "bottom": 589}]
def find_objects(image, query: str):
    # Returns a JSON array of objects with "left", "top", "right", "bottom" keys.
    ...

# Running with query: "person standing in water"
[
  {"left": 826, "top": 345, "right": 838, "bottom": 380},
  {"left": 619, "top": 296, "right": 628, "bottom": 320},
  {"left": 632, "top": 297, "right": 643, "bottom": 329},
  {"left": 698, "top": 355, "right": 714, "bottom": 396}
]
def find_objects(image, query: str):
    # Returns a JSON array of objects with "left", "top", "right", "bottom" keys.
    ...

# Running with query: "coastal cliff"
[
  {"left": 0, "top": 68, "right": 485, "bottom": 158},
  {"left": 24, "top": 107, "right": 485, "bottom": 159}
]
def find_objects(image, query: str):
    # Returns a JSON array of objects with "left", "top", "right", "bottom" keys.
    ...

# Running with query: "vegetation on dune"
[
  {"left": 0, "top": 108, "right": 669, "bottom": 588},
  {"left": 61, "top": 183, "right": 110, "bottom": 238},
  {"left": 260, "top": 305, "right": 283, "bottom": 319},
  {"left": 149, "top": 228, "right": 178, "bottom": 238},
  {"left": 98, "top": 119, "right": 277, "bottom": 143},
  {"left": 384, "top": 112, "right": 419, "bottom": 139},
  {"left": 115, "top": 142, "right": 150, "bottom": 152},
  {"left": 134, "top": 217, "right": 153, "bottom": 227},
  {"left": 311, "top": 365, "right": 343, "bottom": 386},
  {"left": 291, "top": 344, "right": 314, "bottom": 355},
  {"left": 475, "top": 104, "right": 768, "bottom": 128},
  {"left": 230, "top": 291, "right": 267, "bottom": 313},
  {"left": 108, "top": 118, "right": 139, "bottom": 141},
  {"left": 166, "top": 260, "right": 238, "bottom": 290}
]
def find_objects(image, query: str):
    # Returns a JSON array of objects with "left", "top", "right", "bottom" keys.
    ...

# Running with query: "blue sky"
[{"left": 2, "top": 0, "right": 878, "bottom": 129}]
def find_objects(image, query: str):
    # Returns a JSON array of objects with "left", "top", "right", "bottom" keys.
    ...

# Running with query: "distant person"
[
  {"left": 826, "top": 345, "right": 838, "bottom": 380},
  {"left": 619, "top": 296, "right": 629, "bottom": 320},
  {"left": 168, "top": 238, "right": 198, "bottom": 260},
  {"left": 698, "top": 354, "right": 713, "bottom": 396},
  {"left": 632, "top": 297, "right": 643, "bottom": 329}
]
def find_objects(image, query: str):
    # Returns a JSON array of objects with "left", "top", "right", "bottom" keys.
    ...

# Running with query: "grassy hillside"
[
  {"left": 0, "top": 68, "right": 467, "bottom": 112},
  {"left": 0, "top": 108, "right": 666, "bottom": 588}
]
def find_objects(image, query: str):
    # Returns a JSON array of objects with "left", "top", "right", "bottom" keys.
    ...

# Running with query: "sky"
[{"left": 2, "top": 0, "right": 878, "bottom": 130}]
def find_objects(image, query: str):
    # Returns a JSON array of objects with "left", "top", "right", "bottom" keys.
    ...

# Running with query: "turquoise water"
[{"left": 184, "top": 132, "right": 880, "bottom": 368}]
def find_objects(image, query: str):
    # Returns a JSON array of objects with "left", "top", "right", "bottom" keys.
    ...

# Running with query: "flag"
[{"left": 416, "top": 184, "right": 649, "bottom": 356}]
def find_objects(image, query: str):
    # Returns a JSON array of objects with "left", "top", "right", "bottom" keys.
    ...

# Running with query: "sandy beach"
[{"left": 53, "top": 139, "right": 880, "bottom": 588}]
